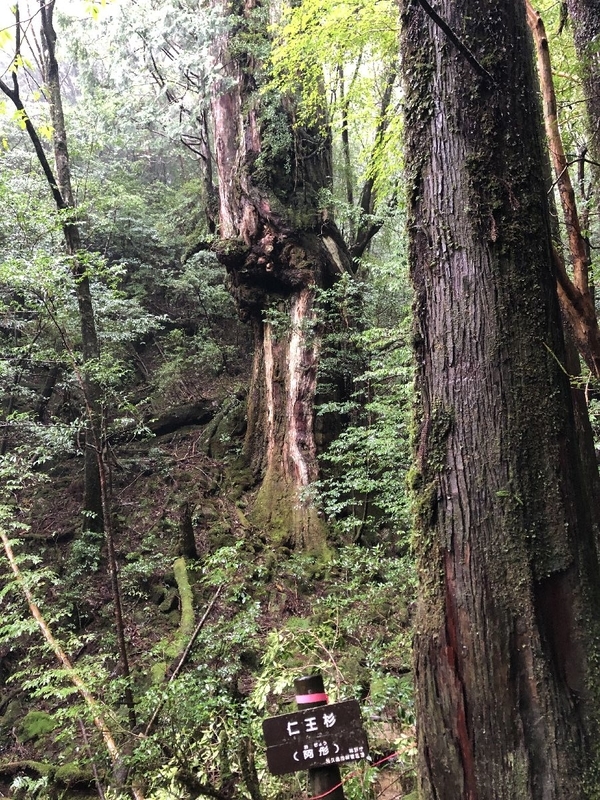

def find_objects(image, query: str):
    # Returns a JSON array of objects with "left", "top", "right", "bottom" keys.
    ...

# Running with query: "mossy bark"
[
  {"left": 211, "top": 0, "right": 352, "bottom": 549},
  {"left": 171, "top": 557, "right": 195, "bottom": 656},
  {"left": 401, "top": 0, "right": 600, "bottom": 797}
]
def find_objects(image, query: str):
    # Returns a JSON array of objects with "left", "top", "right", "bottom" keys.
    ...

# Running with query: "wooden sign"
[{"left": 262, "top": 699, "right": 369, "bottom": 776}]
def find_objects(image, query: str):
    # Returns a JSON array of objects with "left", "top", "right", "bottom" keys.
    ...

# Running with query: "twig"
[{"left": 78, "top": 718, "right": 106, "bottom": 800}]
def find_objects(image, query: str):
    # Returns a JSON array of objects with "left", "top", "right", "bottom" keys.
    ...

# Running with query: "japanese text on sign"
[
  {"left": 262, "top": 700, "right": 369, "bottom": 776},
  {"left": 286, "top": 710, "right": 337, "bottom": 737}
]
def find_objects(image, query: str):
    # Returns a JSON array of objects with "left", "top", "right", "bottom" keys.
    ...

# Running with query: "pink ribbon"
[{"left": 295, "top": 692, "right": 329, "bottom": 704}]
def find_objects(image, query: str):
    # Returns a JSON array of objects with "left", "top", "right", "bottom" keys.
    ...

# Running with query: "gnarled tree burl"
[{"left": 211, "top": 0, "right": 353, "bottom": 549}]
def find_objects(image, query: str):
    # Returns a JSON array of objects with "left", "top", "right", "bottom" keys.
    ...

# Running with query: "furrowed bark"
[{"left": 401, "top": 0, "right": 600, "bottom": 796}]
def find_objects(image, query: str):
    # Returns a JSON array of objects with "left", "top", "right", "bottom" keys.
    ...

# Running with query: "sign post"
[
  {"left": 295, "top": 675, "right": 345, "bottom": 800},
  {"left": 262, "top": 674, "right": 370, "bottom": 799}
]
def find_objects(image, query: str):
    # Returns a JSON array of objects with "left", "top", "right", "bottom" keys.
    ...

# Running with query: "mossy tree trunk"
[
  {"left": 211, "top": 0, "right": 352, "bottom": 549},
  {"left": 401, "top": 0, "right": 600, "bottom": 796}
]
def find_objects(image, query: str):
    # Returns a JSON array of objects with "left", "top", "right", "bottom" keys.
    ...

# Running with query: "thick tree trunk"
[
  {"left": 242, "top": 294, "right": 324, "bottom": 548},
  {"left": 402, "top": 0, "right": 600, "bottom": 797},
  {"left": 211, "top": 0, "right": 352, "bottom": 548}
]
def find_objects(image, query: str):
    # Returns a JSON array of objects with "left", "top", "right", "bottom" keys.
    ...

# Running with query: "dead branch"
[{"left": 526, "top": 0, "right": 600, "bottom": 377}]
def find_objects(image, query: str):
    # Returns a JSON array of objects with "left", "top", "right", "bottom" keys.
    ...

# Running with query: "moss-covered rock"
[
  {"left": 0, "top": 698, "right": 24, "bottom": 731},
  {"left": 54, "top": 761, "right": 94, "bottom": 786}
]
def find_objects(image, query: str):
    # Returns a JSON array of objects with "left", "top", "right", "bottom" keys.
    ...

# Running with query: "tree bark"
[
  {"left": 211, "top": 0, "right": 352, "bottom": 549},
  {"left": 401, "top": 0, "right": 600, "bottom": 796},
  {"left": 350, "top": 67, "right": 398, "bottom": 264},
  {"left": 565, "top": 0, "right": 600, "bottom": 216}
]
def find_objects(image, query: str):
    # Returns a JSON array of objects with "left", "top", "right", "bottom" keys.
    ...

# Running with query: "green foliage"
[
  {"left": 11, "top": 773, "right": 51, "bottom": 799},
  {"left": 531, "top": 1, "right": 600, "bottom": 258},
  {"left": 113, "top": 541, "right": 416, "bottom": 799},
  {"left": 315, "top": 242, "right": 413, "bottom": 545},
  {"left": 252, "top": 87, "right": 294, "bottom": 186},
  {"left": 270, "top": 0, "right": 398, "bottom": 123},
  {"left": 269, "top": 0, "right": 402, "bottom": 203},
  {"left": 58, "top": 0, "right": 230, "bottom": 146},
  {"left": 17, "top": 710, "right": 58, "bottom": 744}
]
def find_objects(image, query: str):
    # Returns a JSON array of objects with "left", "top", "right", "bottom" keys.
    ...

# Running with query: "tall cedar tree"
[
  {"left": 401, "top": 0, "right": 600, "bottom": 796},
  {"left": 211, "top": 0, "right": 353, "bottom": 548}
]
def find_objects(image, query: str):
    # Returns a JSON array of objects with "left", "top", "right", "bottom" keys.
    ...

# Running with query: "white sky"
[{"left": 0, "top": 1, "right": 110, "bottom": 34}]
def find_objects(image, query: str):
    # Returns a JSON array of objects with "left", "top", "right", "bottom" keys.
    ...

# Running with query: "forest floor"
[{"left": 0, "top": 368, "right": 416, "bottom": 800}]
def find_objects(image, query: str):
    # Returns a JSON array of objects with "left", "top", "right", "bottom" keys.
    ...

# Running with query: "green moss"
[
  {"left": 151, "top": 661, "right": 168, "bottom": 684},
  {"left": 173, "top": 557, "right": 195, "bottom": 646},
  {"left": 409, "top": 405, "right": 453, "bottom": 630},
  {"left": 17, "top": 711, "right": 56, "bottom": 744},
  {"left": 202, "top": 395, "right": 247, "bottom": 461},
  {"left": 0, "top": 698, "right": 23, "bottom": 730},
  {"left": 413, "top": 480, "right": 437, "bottom": 532},
  {"left": 425, "top": 405, "right": 453, "bottom": 475},
  {"left": 406, "top": 464, "right": 422, "bottom": 493},
  {"left": 400, "top": 4, "right": 435, "bottom": 210},
  {"left": 158, "top": 558, "right": 197, "bottom": 662},
  {"left": 7, "top": 760, "right": 53, "bottom": 777},
  {"left": 410, "top": 404, "right": 453, "bottom": 544},
  {"left": 251, "top": 471, "right": 328, "bottom": 551},
  {"left": 213, "top": 238, "right": 249, "bottom": 270},
  {"left": 55, "top": 762, "right": 94, "bottom": 786}
]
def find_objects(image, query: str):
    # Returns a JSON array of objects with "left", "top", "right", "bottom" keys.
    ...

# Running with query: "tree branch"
[
  {"left": 527, "top": 1, "right": 591, "bottom": 295},
  {"left": 0, "top": 527, "right": 121, "bottom": 764},
  {"left": 350, "top": 67, "right": 398, "bottom": 262},
  {"left": 415, "top": 0, "right": 494, "bottom": 84},
  {"left": 0, "top": 78, "right": 66, "bottom": 209},
  {"left": 526, "top": 0, "right": 600, "bottom": 377}
]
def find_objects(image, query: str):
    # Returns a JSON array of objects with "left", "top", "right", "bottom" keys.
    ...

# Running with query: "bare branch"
[{"left": 415, "top": 0, "right": 494, "bottom": 84}]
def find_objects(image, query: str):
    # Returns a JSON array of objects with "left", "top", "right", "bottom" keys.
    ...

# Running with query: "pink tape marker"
[{"left": 296, "top": 692, "right": 329, "bottom": 704}]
